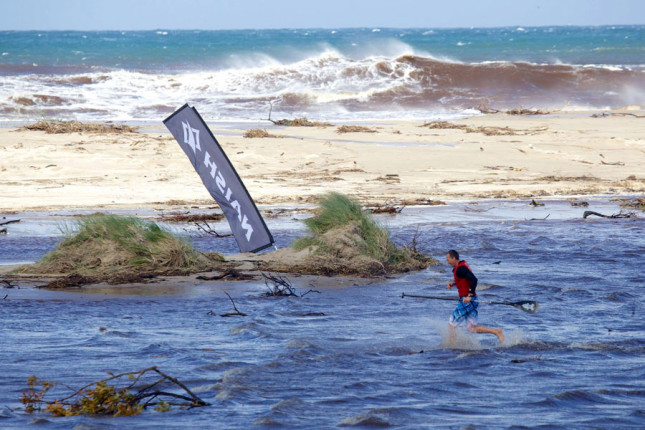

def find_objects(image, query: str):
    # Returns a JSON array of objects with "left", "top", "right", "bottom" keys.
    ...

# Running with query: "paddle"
[{"left": 401, "top": 292, "right": 539, "bottom": 314}]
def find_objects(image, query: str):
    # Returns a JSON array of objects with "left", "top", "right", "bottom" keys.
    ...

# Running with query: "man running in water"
[{"left": 446, "top": 249, "right": 505, "bottom": 344}]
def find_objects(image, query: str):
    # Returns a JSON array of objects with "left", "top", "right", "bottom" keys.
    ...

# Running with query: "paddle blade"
[{"left": 511, "top": 300, "right": 539, "bottom": 313}]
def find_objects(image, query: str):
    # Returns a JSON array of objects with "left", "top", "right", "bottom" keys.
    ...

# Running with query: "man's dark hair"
[{"left": 447, "top": 249, "right": 460, "bottom": 260}]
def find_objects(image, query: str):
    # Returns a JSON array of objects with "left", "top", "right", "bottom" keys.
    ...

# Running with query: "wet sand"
[{"left": 1, "top": 109, "right": 644, "bottom": 213}]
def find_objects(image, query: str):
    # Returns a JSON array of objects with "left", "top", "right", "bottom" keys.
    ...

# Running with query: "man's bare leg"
[
  {"left": 448, "top": 324, "right": 457, "bottom": 345},
  {"left": 470, "top": 324, "right": 505, "bottom": 344}
]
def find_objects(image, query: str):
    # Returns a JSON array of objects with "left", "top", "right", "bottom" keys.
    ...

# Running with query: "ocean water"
[
  {"left": 1, "top": 201, "right": 644, "bottom": 428},
  {"left": 1, "top": 26, "right": 644, "bottom": 122}
]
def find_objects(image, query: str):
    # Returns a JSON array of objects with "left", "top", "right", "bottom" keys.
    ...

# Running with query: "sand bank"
[{"left": 1, "top": 110, "right": 644, "bottom": 213}]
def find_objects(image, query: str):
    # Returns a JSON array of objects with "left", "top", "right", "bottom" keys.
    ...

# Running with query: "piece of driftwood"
[
  {"left": 600, "top": 160, "right": 625, "bottom": 166},
  {"left": 193, "top": 221, "right": 233, "bottom": 238},
  {"left": 527, "top": 214, "right": 550, "bottom": 221},
  {"left": 262, "top": 273, "right": 298, "bottom": 296},
  {"left": 591, "top": 112, "right": 645, "bottom": 118},
  {"left": 0, "top": 219, "right": 20, "bottom": 226},
  {"left": 1, "top": 280, "right": 16, "bottom": 288},
  {"left": 218, "top": 291, "right": 247, "bottom": 317},
  {"left": 569, "top": 200, "right": 589, "bottom": 207},
  {"left": 583, "top": 211, "right": 634, "bottom": 219},
  {"left": 369, "top": 204, "right": 404, "bottom": 214},
  {"left": 196, "top": 269, "right": 255, "bottom": 281},
  {"left": 505, "top": 108, "right": 551, "bottom": 115},
  {"left": 261, "top": 273, "right": 320, "bottom": 297},
  {"left": 20, "top": 366, "right": 209, "bottom": 417},
  {"left": 160, "top": 212, "right": 224, "bottom": 223}
]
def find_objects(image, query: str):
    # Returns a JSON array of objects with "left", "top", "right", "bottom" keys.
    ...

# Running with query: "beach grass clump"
[
  {"left": 292, "top": 192, "right": 436, "bottom": 275},
  {"left": 19, "top": 214, "right": 218, "bottom": 282},
  {"left": 20, "top": 120, "right": 138, "bottom": 134}
]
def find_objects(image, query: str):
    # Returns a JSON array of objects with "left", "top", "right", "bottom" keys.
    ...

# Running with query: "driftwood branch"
[
  {"left": 300, "top": 288, "right": 322, "bottom": 297},
  {"left": 194, "top": 221, "right": 233, "bottom": 238},
  {"left": 369, "top": 204, "right": 405, "bottom": 214},
  {"left": 56, "top": 367, "right": 156, "bottom": 403},
  {"left": 1, "top": 280, "right": 16, "bottom": 288},
  {"left": 150, "top": 367, "right": 208, "bottom": 407},
  {"left": 592, "top": 112, "right": 645, "bottom": 118},
  {"left": 261, "top": 273, "right": 321, "bottom": 298},
  {"left": 266, "top": 100, "right": 276, "bottom": 124},
  {"left": 197, "top": 269, "right": 255, "bottom": 281},
  {"left": 43, "top": 366, "right": 209, "bottom": 411},
  {"left": 527, "top": 214, "right": 550, "bottom": 221},
  {"left": 217, "top": 291, "right": 247, "bottom": 317},
  {"left": 0, "top": 219, "right": 20, "bottom": 226},
  {"left": 262, "top": 273, "right": 298, "bottom": 296},
  {"left": 583, "top": 210, "right": 634, "bottom": 219}
]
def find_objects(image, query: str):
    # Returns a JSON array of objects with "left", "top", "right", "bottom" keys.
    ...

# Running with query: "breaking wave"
[{"left": 2, "top": 51, "right": 644, "bottom": 122}]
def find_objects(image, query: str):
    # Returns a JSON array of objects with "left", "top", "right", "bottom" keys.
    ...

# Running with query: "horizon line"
[{"left": 1, "top": 23, "right": 643, "bottom": 32}]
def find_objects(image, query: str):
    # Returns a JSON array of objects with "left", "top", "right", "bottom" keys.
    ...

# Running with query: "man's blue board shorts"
[{"left": 449, "top": 296, "right": 479, "bottom": 327}]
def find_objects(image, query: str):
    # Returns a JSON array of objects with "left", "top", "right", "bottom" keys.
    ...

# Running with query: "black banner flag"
[{"left": 163, "top": 104, "right": 274, "bottom": 253}]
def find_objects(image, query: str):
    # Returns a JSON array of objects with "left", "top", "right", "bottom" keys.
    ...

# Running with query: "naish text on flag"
[
  {"left": 181, "top": 119, "right": 254, "bottom": 241},
  {"left": 164, "top": 105, "right": 273, "bottom": 253}
]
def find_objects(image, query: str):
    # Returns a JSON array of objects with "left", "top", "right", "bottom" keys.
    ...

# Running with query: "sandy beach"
[{"left": 1, "top": 109, "right": 644, "bottom": 213}]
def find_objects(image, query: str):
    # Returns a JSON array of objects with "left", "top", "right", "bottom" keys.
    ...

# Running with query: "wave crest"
[{"left": 1, "top": 52, "right": 643, "bottom": 121}]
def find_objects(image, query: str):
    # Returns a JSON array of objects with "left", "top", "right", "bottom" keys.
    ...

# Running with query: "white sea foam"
[{"left": 0, "top": 45, "right": 640, "bottom": 122}]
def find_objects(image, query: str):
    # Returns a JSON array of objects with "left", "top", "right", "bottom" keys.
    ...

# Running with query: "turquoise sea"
[{"left": 1, "top": 26, "right": 644, "bottom": 121}]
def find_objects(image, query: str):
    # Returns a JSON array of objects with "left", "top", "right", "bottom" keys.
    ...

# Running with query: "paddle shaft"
[{"left": 401, "top": 293, "right": 539, "bottom": 313}]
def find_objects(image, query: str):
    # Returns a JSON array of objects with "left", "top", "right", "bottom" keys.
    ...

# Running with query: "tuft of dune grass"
[
  {"left": 17, "top": 214, "right": 220, "bottom": 281},
  {"left": 292, "top": 192, "right": 436, "bottom": 275}
]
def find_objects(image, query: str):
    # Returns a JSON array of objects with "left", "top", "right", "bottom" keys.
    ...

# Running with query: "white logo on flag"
[{"left": 182, "top": 120, "right": 201, "bottom": 154}]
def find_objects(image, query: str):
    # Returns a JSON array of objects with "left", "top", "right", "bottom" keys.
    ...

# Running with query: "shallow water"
[{"left": 1, "top": 200, "right": 644, "bottom": 428}]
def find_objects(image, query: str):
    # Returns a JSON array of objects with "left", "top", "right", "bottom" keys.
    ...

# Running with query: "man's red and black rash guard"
[{"left": 453, "top": 260, "right": 478, "bottom": 298}]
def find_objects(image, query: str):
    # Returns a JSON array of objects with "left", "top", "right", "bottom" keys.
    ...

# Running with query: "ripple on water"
[
  {"left": 229, "top": 322, "right": 272, "bottom": 338},
  {"left": 214, "top": 366, "right": 257, "bottom": 401},
  {"left": 339, "top": 408, "right": 394, "bottom": 427},
  {"left": 269, "top": 397, "right": 306, "bottom": 413},
  {"left": 552, "top": 389, "right": 615, "bottom": 405},
  {"left": 605, "top": 291, "right": 636, "bottom": 302}
]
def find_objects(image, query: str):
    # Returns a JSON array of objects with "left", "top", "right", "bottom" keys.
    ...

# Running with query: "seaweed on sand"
[
  {"left": 20, "top": 120, "right": 138, "bottom": 134},
  {"left": 270, "top": 117, "right": 332, "bottom": 127},
  {"left": 243, "top": 129, "right": 282, "bottom": 138},
  {"left": 336, "top": 125, "right": 378, "bottom": 134}
]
